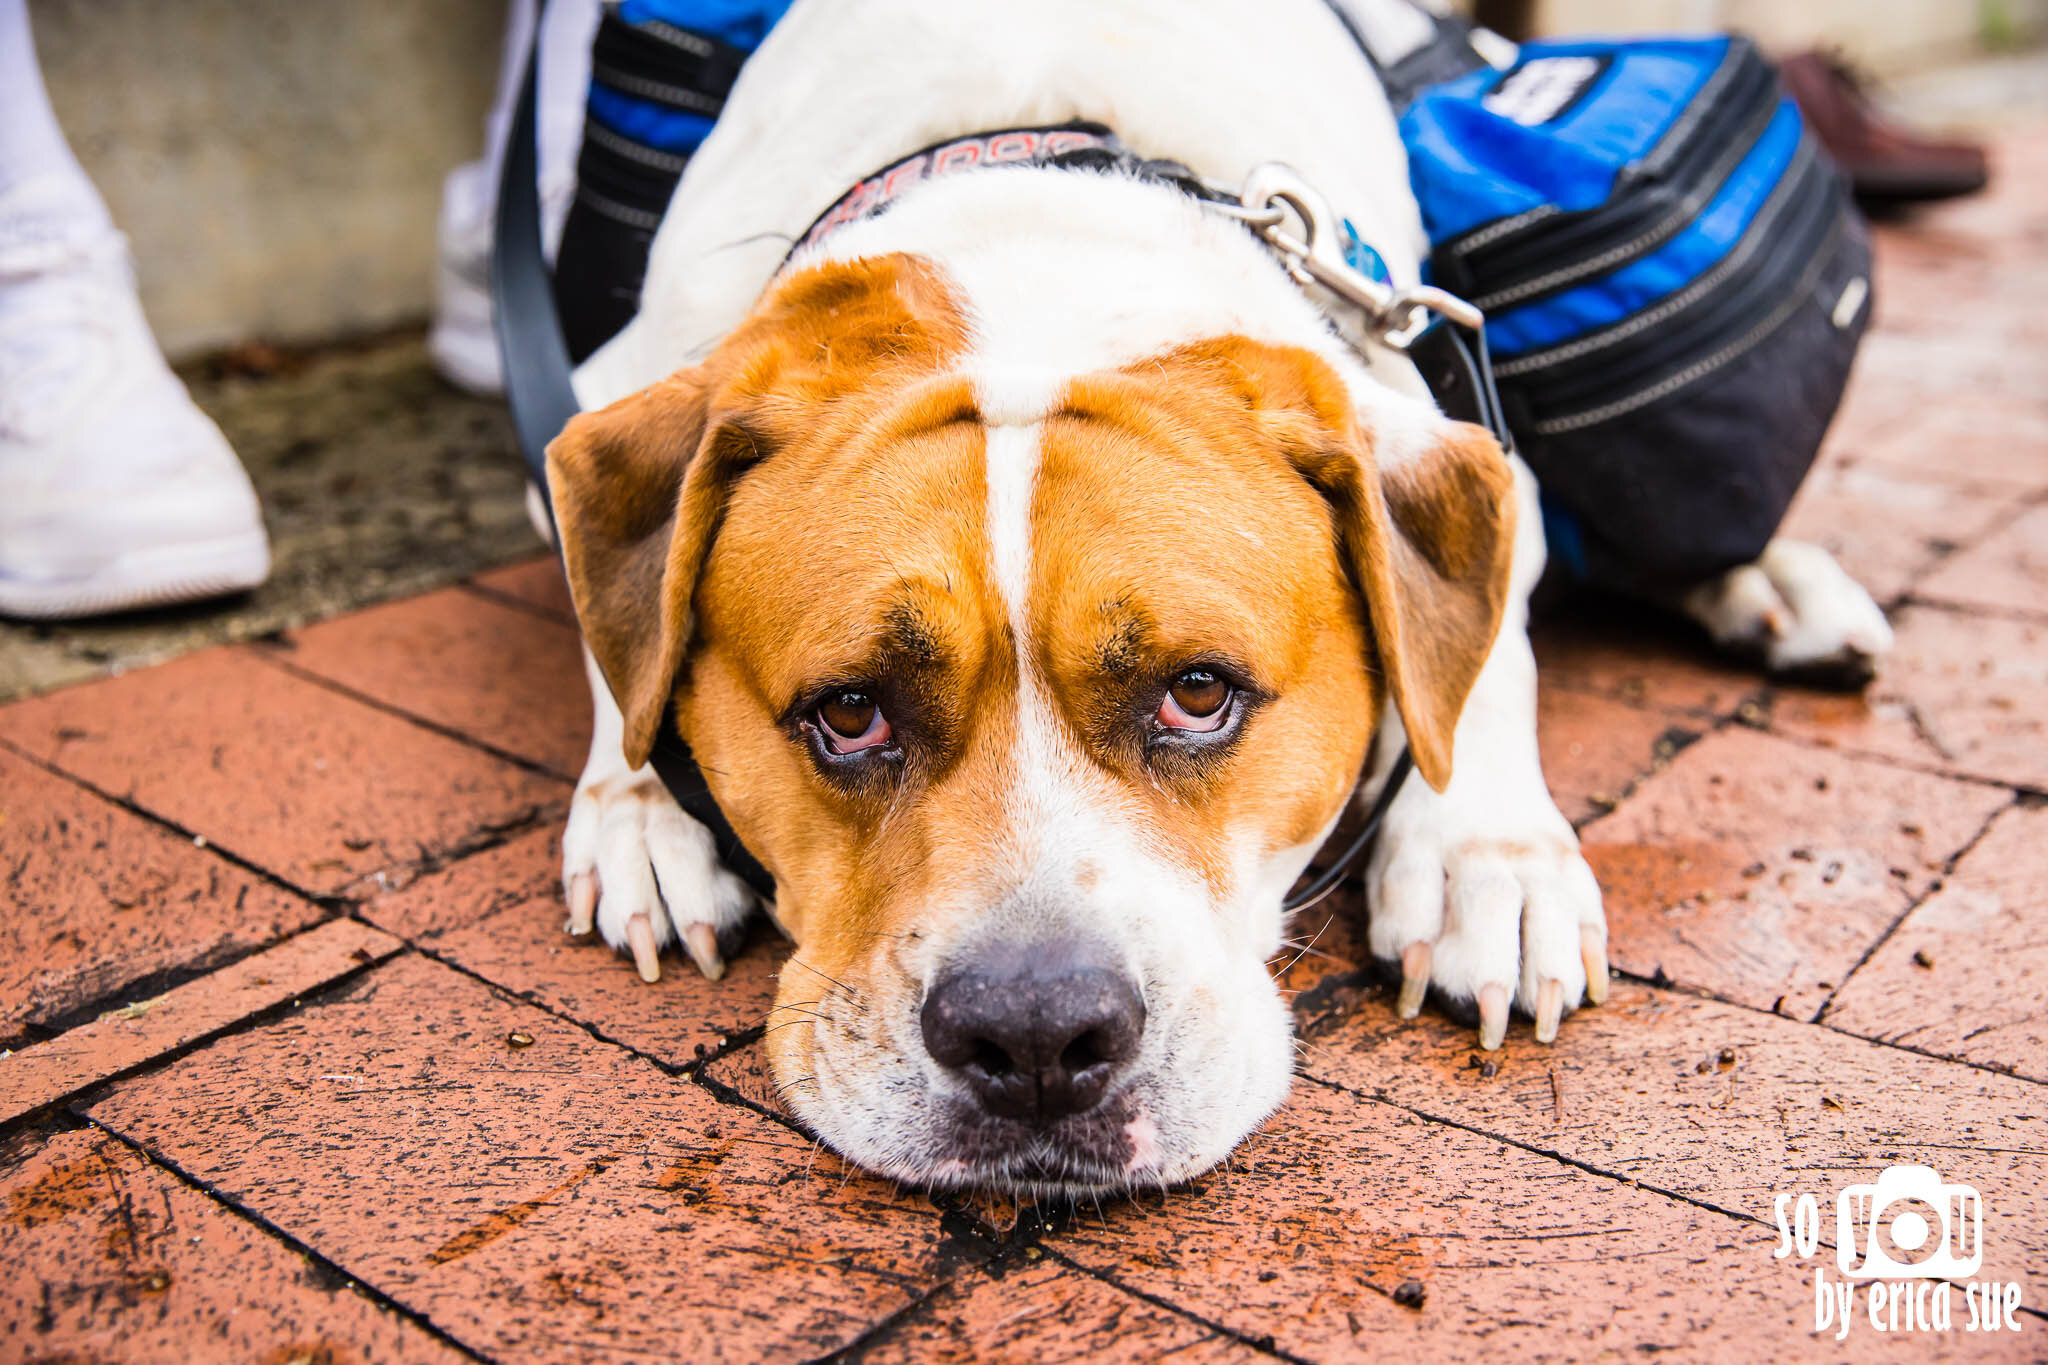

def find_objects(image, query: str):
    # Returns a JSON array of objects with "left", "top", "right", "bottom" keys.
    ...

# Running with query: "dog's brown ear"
[
  {"left": 545, "top": 367, "right": 755, "bottom": 768},
  {"left": 1207, "top": 338, "right": 1516, "bottom": 792},
  {"left": 546, "top": 253, "right": 970, "bottom": 769},
  {"left": 1343, "top": 422, "right": 1517, "bottom": 791}
]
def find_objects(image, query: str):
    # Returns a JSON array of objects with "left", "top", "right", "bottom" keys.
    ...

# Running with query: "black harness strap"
[{"left": 493, "top": 37, "right": 1511, "bottom": 914}]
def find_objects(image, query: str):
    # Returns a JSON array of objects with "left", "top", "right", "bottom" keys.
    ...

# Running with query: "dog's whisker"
[
  {"left": 787, "top": 955, "right": 860, "bottom": 1001},
  {"left": 1268, "top": 915, "right": 1333, "bottom": 979}
]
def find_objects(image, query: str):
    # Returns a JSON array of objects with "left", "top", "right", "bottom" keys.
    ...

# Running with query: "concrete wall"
[
  {"left": 28, "top": 0, "right": 2038, "bottom": 357},
  {"left": 1530, "top": 0, "right": 2048, "bottom": 72},
  {"left": 31, "top": 0, "right": 505, "bottom": 358}
]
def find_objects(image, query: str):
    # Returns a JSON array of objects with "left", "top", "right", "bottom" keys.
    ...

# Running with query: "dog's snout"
[{"left": 920, "top": 944, "right": 1145, "bottom": 1122}]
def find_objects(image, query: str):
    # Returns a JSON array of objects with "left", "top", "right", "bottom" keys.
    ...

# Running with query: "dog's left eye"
[
  {"left": 1157, "top": 669, "right": 1233, "bottom": 732},
  {"left": 816, "top": 689, "right": 892, "bottom": 754}
]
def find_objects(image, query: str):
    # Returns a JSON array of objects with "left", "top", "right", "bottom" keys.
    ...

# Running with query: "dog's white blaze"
[
  {"left": 981, "top": 419, "right": 1040, "bottom": 644},
  {"left": 981, "top": 414, "right": 1118, "bottom": 896},
  {"left": 980, "top": 415, "right": 1067, "bottom": 870}
]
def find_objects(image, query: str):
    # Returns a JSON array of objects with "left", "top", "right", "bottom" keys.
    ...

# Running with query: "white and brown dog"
[{"left": 541, "top": 0, "right": 1893, "bottom": 1192}]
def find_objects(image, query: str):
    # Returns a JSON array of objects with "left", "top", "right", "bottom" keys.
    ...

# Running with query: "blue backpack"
[
  {"left": 1390, "top": 31, "right": 1871, "bottom": 590},
  {"left": 554, "top": 5, "right": 1870, "bottom": 593}
]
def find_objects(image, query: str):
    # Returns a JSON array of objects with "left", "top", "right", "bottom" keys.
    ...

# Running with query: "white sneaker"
[
  {"left": 428, "top": 160, "right": 506, "bottom": 396},
  {"left": 0, "top": 176, "right": 270, "bottom": 620},
  {"left": 427, "top": 159, "right": 578, "bottom": 398}
]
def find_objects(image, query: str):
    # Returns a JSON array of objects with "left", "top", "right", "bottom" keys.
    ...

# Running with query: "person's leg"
[
  {"left": 551, "top": 0, "right": 795, "bottom": 364},
  {"left": 429, "top": 0, "right": 599, "bottom": 394},
  {"left": 0, "top": 0, "right": 269, "bottom": 618},
  {"left": 0, "top": 0, "right": 102, "bottom": 202}
]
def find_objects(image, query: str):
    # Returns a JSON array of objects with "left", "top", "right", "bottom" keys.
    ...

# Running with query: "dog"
[{"left": 539, "top": 0, "right": 1894, "bottom": 1192}]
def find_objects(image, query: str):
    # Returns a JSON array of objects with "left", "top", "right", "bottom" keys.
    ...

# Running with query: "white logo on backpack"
[{"left": 1483, "top": 55, "right": 1601, "bottom": 125}]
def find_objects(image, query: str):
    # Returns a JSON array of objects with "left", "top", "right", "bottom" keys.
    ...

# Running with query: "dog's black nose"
[{"left": 920, "top": 943, "right": 1146, "bottom": 1122}]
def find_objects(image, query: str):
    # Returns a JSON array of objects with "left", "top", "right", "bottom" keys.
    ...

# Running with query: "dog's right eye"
[
  {"left": 1158, "top": 669, "right": 1233, "bottom": 733},
  {"left": 816, "top": 689, "right": 892, "bottom": 754}
]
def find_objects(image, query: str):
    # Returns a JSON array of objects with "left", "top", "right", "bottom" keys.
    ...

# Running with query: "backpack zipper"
[
  {"left": 1435, "top": 41, "right": 1776, "bottom": 295},
  {"left": 1492, "top": 133, "right": 1822, "bottom": 384},
  {"left": 1509, "top": 156, "right": 1849, "bottom": 434}
]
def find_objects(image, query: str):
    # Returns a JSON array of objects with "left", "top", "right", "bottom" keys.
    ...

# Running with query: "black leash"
[
  {"left": 490, "top": 41, "right": 577, "bottom": 500},
  {"left": 491, "top": 29, "right": 1515, "bottom": 913}
]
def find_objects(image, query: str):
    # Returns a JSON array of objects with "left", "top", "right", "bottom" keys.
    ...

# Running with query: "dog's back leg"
[{"left": 1681, "top": 539, "right": 1894, "bottom": 687}]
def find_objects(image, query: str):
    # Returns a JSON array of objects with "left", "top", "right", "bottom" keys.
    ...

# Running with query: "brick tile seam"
[
  {"left": 1295, "top": 1070, "right": 2048, "bottom": 1328},
  {"left": 1039, "top": 1246, "right": 1316, "bottom": 1364},
  {"left": 75, "top": 1115, "right": 499, "bottom": 1365},
  {"left": 1812, "top": 789, "right": 2023, "bottom": 1026},
  {"left": 1569, "top": 696, "right": 1759, "bottom": 840},
  {"left": 1749, "top": 719, "right": 2048, "bottom": 800},
  {"left": 334, "top": 800, "right": 571, "bottom": 902},
  {"left": 1894, "top": 483, "right": 2048, "bottom": 619},
  {"left": 1860, "top": 487, "right": 2034, "bottom": 614},
  {"left": 1902, "top": 592, "right": 2048, "bottom": 627},
  {"left": 403, "top": 940, "right": 770, "bottom": 1083},
  {"left": 0, "top": 923, "right": 401, "bottom": 1131},
  {"left": 457, "top": 578, "right": 577, "bottom": 628},
  {"left": 1565, "top": 719, "right": 1714, "bottom": 833},
  {"left": 804, "top": 1283, "right": 955, "bottom": 1365},
  {"left": 1583, "top": 959, "right": 2047, "bottom": 1085},
  {"left": 0, "top": 727, "right": 567, "bottom": 916},
  {"left": 0, "top": 730, "right": 353, "bottom": 910},
  {"left": 248, "top": 645, "right": 582, "bottom": 786},
  {"left": 1293, "top": 1070, "right": 1829, "bottom": 1241}
]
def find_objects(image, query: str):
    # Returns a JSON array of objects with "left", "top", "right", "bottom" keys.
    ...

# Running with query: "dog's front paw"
[
  {"left": 561, "top": 766, "right": 757, "bottom": 983},
  {"left": 1365, "top": 774, "right": 1607, "bottom": 1050}
]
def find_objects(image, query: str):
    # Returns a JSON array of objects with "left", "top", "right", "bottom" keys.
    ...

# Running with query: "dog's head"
[{"left": 549, "top": 254, "right": 1514, "bottom": 1192}]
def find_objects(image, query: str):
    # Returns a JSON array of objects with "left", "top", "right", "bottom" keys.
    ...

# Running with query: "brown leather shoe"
[{"left": 1778, "top": 50, "right": 1990, "bottom": 203}]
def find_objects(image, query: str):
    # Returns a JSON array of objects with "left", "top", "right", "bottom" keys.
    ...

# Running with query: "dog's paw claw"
[
  {"left": 1477, "top": 982, "right": 1510, "bottom": 1051},
  {"left": 564, "top": 871, "right": 598, "bottom": 936},
  {"left": 1396, "top": 941, "right": 1430, "bottom": 1019},
  {"left": 682, "top": 923, "right": 725, "bottom": 981},
  {"left": 1532, "top": 978, "right": 1564, "bottom": 1044},
  {"left": 1581, "top": 923, "right": 1610, "bottom": 1007},
  {"left": 561, "top": 765, "right": 757, "bottom": 982},
  {"left": 626, "top": 912, "right": 662, "bottom": 983}
]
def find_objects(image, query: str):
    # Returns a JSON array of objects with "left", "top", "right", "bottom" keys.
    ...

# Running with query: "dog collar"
[
  {"left": 789, "top": 123, "right": 1485, "bottom": 355},
  {"left": 790, "top": 122, "right": 1132, "bottom": 258}
]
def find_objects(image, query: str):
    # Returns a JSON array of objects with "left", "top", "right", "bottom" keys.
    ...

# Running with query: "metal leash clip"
[{"left": 1220, "top": 162, "right": 1485, "bottom": 351}]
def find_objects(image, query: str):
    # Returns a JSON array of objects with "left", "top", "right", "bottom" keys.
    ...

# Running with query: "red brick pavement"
[{"left": 3, "top": 128, "right": 2044, "bottom": 1362}]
